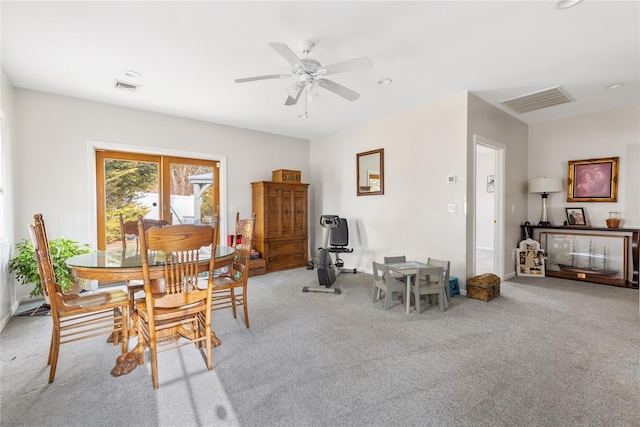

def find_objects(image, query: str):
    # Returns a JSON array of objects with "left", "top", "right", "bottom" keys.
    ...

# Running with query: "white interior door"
[{"left": 474, "top": 136, "right": 505, "bottom": 278}]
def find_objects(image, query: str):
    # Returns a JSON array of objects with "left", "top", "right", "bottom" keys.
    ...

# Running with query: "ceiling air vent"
[
  {"left": 113, "top": 80, "right": 140, "bottom": 92},
  {"left": 500, "top": 85, "right": 573, "bottom": 114}
]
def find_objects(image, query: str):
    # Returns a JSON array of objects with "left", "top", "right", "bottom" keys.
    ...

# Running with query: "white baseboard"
[
  {"left": 504, "top": 271, "right": 516, "bottom": 280},
  {"left": 0, "top": 296, "right": 44, "bottom": 332}
]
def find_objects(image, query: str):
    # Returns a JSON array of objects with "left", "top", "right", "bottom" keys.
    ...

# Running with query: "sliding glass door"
[
  {"left": 96, "top": 151, "right": 219, "bottom": 249},
  {"left": 164, "top": 156, "right": 219, "bottom": 226}
]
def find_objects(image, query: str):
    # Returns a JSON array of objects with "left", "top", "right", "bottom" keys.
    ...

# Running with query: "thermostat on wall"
[{"left": 447, "top": 175, "right": 457, "bottom": 184}]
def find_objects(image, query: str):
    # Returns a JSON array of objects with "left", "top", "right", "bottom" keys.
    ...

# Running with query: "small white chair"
[
  {"left": 372, "top": 262, "right": 406, "bottom": 310},
  {"left": 411, "top": 265, "right": 446, "bottom": 313},
  {"left": 384, "top": 255, "right": 407, "bottom": 282},
  {"left": 427, "top": 258, "right": 451, "bottom": 303}
]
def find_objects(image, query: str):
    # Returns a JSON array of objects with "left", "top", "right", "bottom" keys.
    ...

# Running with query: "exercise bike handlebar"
[{"left": 320, "top": 215, "right": 342, "bottom": 228}]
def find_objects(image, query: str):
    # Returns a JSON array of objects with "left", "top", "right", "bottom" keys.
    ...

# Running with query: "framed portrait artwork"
[
  {"left": 567, "top": 157, "right": 618, "bottom": 202},
  {"left": 565, "top": 207, "right": 587, "bottom": 226}
]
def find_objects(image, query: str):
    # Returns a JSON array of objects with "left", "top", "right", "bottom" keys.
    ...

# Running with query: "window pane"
[
  {"left": 104, "top": 158, "right": 160, "bottom": 248},
  {"left": 168, "top": 162, "right": 215, "bottom": 225}
]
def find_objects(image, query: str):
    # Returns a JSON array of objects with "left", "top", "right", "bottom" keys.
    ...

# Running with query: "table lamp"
[{"left": 529, "top": 177, "right": 563, "bottom": 226}]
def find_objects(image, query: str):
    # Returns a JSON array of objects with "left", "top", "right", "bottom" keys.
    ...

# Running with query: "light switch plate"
[{"left": 447, "top": 175, "right": 457, "bottom": 184}]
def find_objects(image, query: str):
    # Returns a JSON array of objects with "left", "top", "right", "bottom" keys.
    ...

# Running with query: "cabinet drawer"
[
  {"left": 268, "top": 241, "right": 305, "bottom": 254},
  {"left": 267, "top": 251, "right": 307, "bottom": 272},
  {"left": 268, "top": 250, "right": 305, "bottom": 265}
]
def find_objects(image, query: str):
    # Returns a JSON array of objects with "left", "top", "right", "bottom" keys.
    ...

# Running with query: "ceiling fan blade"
[
  {"left": 268, "top": 42, "right": 304, "bottom": 69},
  {"left": 284, "top": 85, "right": 304, "bottom": 106},
  {"left": 235, "top": 74, "right": 290, "bottom": 83},
  {"left": 317, "top": 57, "right": 372, "bottom": 76},
  {"left": 317, "top": 78, "right": 360, "bottom": 102}
]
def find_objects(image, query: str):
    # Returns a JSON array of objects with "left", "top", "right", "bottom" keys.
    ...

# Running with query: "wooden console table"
[{"left": 520, "top": 224, "right": 639, "bottom": 288}]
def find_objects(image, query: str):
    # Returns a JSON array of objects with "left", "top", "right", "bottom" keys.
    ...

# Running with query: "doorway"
[
  {"left": 95, "top": 150, "right": 220, "bottom": 250},
  {"left": 474, "top": 136, "right": 505, "bottom": 277}
]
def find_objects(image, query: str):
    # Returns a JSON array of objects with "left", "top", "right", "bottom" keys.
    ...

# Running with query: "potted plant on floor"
[{"left": 9, "top": 237, "right": 91, "bottom": 300}]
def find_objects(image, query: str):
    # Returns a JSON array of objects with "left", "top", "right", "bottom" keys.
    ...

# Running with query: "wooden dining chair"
[
  {"left": 30, "top": 213, "right": 130, "bottom": 383},
  {"left": 372, "top": 261, "right": 405, "bottom": 310},
  {"left": 119, "top": 213, "right": 170, "bottom": 311},
  {"left": 211, "top": 213, "right": 256, "bottom": 328},
  {"left": 410, "top": 265, "right": 446, "bottom": 313},
  {"left": 135, "top": 215, "right": 218, "bottom": 389},
  {"left": 119, "top": 213, "right": 170, "bottom": 252}
]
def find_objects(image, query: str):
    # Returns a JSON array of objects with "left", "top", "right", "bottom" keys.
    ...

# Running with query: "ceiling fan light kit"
[{"left": 234, "top": 40, "right": 372, "bottom": 115}]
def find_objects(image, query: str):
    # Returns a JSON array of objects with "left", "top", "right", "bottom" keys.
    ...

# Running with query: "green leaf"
[{"left": 9, "top": 237, "right": 91, "bottom": 297}]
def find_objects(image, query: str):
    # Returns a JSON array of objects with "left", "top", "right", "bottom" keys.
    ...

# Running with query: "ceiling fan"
[{"left": 234, "top": 40, "right": 373, "bottom": 106}]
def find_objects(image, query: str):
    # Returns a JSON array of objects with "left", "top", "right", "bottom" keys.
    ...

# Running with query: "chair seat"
[
  {"left": 212, "top": 276, "right": 239, "bottom": 287},
  {"left": 62, "top": 289, "right": 130, "bottom": 311},
  {"left": 328, "top": 247, "right": 354, "bottom": 254},
  {"left": 136, "top": 299, "right": 206, "bottom": 322},
  {"left": 126, "top": 279, "right": 144, "bottom": 288}
]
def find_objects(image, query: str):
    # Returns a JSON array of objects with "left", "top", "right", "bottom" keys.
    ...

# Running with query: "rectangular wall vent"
[
  {"left": 500, "top": 85, "right": 574, "bottom": 114},
  {"left": 113, "top": 80, "right": 140, "bottom": 92}
]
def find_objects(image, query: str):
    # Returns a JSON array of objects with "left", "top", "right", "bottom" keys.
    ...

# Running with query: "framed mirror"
[{"left": 356, "top": 148, "right": 384, "bottom": 196}]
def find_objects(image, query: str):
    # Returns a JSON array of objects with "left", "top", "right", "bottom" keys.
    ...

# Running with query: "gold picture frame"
[{"left": 567, "top": 157, "right": 618, "bottom": 202}]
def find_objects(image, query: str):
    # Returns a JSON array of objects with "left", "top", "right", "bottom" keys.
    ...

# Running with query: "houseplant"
[{"left": 9, "top": 237, "right": 91, "bottom": 298}]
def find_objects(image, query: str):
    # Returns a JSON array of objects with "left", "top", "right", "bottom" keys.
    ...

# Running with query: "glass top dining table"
[
  {"left": 66, "top": 245, "right": 236, "bottom": 283},
  {"left": 65, "top": 245, "right": 236, "bottom": 378}
]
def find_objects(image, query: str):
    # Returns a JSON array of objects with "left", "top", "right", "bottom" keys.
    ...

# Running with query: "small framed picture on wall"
[{"left": 487, "top": 175, "right": 495, "bottom": 193}]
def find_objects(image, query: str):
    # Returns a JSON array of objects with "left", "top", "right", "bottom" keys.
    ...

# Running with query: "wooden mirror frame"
[{"left": 356, "top": 148, "right": 384, "bottom": 196}]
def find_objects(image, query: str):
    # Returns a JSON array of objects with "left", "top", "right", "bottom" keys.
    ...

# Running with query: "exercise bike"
[{"left": 303, "top": 215, "right": 356, "bottom": 295}]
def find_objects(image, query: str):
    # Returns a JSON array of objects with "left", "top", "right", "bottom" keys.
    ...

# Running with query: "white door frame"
[{"left": 473, "top": 135, "right": 505, "bottom": 279}]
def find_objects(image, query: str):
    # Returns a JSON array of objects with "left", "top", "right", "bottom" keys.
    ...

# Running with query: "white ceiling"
[{"left": 2, "top": 1, "right": 638, "bottom": 140}]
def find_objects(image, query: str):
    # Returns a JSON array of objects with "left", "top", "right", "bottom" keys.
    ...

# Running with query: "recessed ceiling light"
[
  {"left": 377, "top": 78, "right": 392, "bottom": 86},
  {"left": 605, "top": 83, "right": 625, "bottom": 90},
  {"left": 555, "top": 0, "right": 583, "bottom": 10},
  {"left": 123, "top": 70, "right": 141, "bottom": 78}
]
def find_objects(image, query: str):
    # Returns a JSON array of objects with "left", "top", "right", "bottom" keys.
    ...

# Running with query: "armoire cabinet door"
[
  {"left": 265, "top": 188, "right": 281, "bottom": 238},
  {"left": 281, "top": 187, "right": 293, "bottom": 236},
  {"left": 292, "top": 189, "right": 307, "bottom": 236}
]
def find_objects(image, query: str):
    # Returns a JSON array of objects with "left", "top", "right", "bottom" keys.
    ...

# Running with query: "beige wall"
[
  {"left": 10, "top": 88, "right": 309, "bottom": 304},
  {"left": 1, "top": 68, "right": 18, "bottom": 329},
  {"left": 528, "top": 106, "right": 640, "bottom": 228},
  {"left": 467, "top": 94, "right": 529, "bottom": 279},
  {"left": 310, "top": 93, "right": 470, "bottom": 282}
]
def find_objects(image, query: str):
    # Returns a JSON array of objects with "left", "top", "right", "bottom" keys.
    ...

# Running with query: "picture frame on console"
[
  {"left": 565, "top": 207, "right": 587, "bottom": 226},
  {"left": 567, "top": 157, "right": 618, "bottom": 202}
]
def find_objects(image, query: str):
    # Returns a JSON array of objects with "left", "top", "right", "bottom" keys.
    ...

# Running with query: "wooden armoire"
[{"left": 251, "top": 181, "right": 309, "bottom": 272}]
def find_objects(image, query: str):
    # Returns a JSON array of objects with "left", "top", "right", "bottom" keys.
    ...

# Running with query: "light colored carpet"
[{"left": 1, "top": 268, "right": 639, "bottom": 427}]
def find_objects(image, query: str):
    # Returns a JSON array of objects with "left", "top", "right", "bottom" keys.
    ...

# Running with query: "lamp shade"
[{"left": 529, "top": 177, "right": 563, "bottom": 194}]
